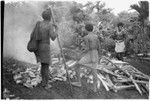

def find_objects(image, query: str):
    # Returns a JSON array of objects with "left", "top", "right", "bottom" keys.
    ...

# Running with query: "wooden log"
[
  {"left": 101, "top": 56, "right": 130, "bottom": 77},
  {"left": 132, "top": 72, "right": 150, "bottom": 80},
  {"left": 79, "top": 63, "right": 120, "bottom": 78},
  {"left": 100, "top": 68, "right": 121, "bottom": 78},
  {"left": 106, "top": 74, "right": 114, "bottom": 87},
  {"left": 130, "top": 75, "right": 143, "bottom": 95},
  {"left": 79, "top": 63, "right": 98, "bottom": 69},
  {"left": 122, "top": 64, "right": 150, "bottom": 79},
  {"left": 66, "top": 60, "right": 77, "bottom": 68},
  {"left": 114, "top": 85, "right": 135, "bottom": 91},
  {"left": 97, "top": 79, "right": 101, "bottom": 89},
  {"left": 105, "top": 74, "right": 118, "bottom": 92},
  {"left": 104, "top": 57, "right": 147, "bottom": 95},
  {"left": 114, "top": 79, "right": 149, "bottom": 84},
  {"left": 97, "top": 73, "right": 110, "bottom": 91},
  {"left": 140, "top": 84, "right": 149, "bottom": 96}
]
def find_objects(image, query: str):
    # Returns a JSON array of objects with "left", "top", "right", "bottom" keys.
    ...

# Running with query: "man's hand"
[{"left": 53, "top": 24, "right": 58, "bottom": 30}]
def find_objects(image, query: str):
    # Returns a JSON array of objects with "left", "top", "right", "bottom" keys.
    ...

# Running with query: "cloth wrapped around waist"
[
  {"left": 39, "top": 40, "right": 50, "bottom": 44},
  {"left": 115, "top": 41, "right": 125, "bottom": 53},
  {"left": 78, "top": 49, "right": 99, "bottom": 65}
]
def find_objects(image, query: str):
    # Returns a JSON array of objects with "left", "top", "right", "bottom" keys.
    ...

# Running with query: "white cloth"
[{"left": 115, "top": 41, "right": 125, "bottom": 53}]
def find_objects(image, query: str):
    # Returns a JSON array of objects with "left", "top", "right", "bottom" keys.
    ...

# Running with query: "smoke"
[
  {"left": 3, "top": 1, "right": 74, "bottom": 64},
  {"left": 3, "top": 1, "right": 49, "bottom": 64}
]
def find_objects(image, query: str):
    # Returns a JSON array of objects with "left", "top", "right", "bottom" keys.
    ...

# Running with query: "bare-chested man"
[{"left": 72, "top": 23, "right": 100, "bottom": 92}]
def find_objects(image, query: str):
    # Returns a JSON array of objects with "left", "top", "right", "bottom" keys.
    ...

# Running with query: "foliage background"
[{"left": 3, "top": 1, "right": 150, "bottom": 64}]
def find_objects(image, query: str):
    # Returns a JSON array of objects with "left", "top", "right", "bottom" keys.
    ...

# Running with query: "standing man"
[
  {"left": 111, "top": 22, "right": 127, "bottom": 60},
  {"left": 72, "top": 23, "right": 101, "bottom": 92},
  {"left": 32, "top": 9, "right": 58, "bottom": 88}
]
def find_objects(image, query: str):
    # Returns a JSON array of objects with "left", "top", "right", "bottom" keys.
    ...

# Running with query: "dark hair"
[
  {"left": 42, "top": 9, "right": 51, "bottom": 21},
  {"left": 99, "top": 25, "right": 103, "bottom": 30},
  {"left": 117, "top": 22, "right": 124, "bottom": 27},
  {"left": 85, "top": 24, "right": 93, "bottom": 32}
]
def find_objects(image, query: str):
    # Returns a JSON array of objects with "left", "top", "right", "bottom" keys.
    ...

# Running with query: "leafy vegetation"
[
  {"left": 4, "top": 1, "right": 150, "bottom": 57},
  {"left": 3, "top": 1, "right": 150, "bottom": 99}
]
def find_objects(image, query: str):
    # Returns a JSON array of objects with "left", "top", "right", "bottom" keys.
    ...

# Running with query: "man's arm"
[
  {"left": 81, "top": 36, "right": 89, "bottom": 53},
  {"left": 49, "top": 24, "right": 58, "bottom": 41}
]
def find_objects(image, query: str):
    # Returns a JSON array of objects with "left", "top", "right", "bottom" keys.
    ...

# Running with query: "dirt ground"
[{"left": 2, "top": 57, "right": 149, "bottom": 99}]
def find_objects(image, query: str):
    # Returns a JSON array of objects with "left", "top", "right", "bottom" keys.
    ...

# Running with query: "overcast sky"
[
  {"left": 5, "top": 0, "right": 150, "bottom": 16},
  {"left": 76, "top": 0, "right": 147, "bottom": 14}
]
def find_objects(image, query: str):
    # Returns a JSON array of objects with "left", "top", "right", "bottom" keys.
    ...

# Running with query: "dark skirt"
[{"left": 34, "top": 42, "right": 51, "bottom": 65}]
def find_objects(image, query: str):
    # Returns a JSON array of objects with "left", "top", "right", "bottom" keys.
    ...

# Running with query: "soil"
[{"left": 2, "top": 57, "right": 149, "bottom": 99}]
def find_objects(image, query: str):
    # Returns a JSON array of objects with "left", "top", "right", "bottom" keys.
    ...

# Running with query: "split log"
[
  {"left": 65, "top": 56, "right": 149, "bottom": 96},
  {"left": 132, "top": 72, "right": 150, "bottom": 80},
  {"left": 114, "top": 85, "right": 135, "bottom": 91},
  {"left": 79, "top": 63, "right": 120, "bottom": 78},
  {"left": 105, "top": 74, "right": 117, "bottom": 92},
  {"left": 102, "top": 56, "right": 130, "bottom": 77},
  {"left": 106, "top": 74, "right": 114, "bottom": 86},
  {"left": 97, "top": 79, "right": 101, "bottom": 89},
  {"left": 97, "top": 73, "right": 110, "bottom": 91},
  {"left": 114, "top": 79, "right": 149, "bottom": 84},
  {"left": 66, "top": 60, "right": 77, "bottom": 68},
  {"left": 140, "top": 84, "right": 149, "bottom": 96},
  {"left": 130, "top": 75, "right": 143, "bottom": 95},
  {"left": 100, "top": 68, "right": 121, "bottom": 78}
]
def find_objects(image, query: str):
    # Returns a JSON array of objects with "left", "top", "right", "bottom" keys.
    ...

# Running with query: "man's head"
[
  {"left": 85, "top": 23, "right": 93, "bottom": 32},
  {"left": 42, "top": 9, "right": 52, "bottom": 21},
  {"left": 117, "top": 22, "right": 124, "bottom": 31}
]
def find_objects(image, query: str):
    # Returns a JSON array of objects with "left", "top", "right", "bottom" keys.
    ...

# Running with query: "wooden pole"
[{"left": 48, "top": 6, "right": 73, "bottom": 94}]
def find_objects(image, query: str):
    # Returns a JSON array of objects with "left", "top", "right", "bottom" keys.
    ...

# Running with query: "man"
[
  {"left": 111, "top": 22, "right": 127, "bottom": 60},
  {"left": 72, "top": 23, "right": 100, "bottom": 92},
  {"left": 32, "top": 9, "right": 58, "bottom": 88}
]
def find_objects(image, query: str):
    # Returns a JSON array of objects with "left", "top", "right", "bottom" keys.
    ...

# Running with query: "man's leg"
[
  {"left": 116, "top": 52, "right": 124, "bottom": 60},
  {"left": 75, "top": 64, "right": 82, "bottom": 84},
  {"left": 41, "top": 63, "right": 49, "bottom": 87},
  {"left": 120, "top": 52, "right": 124, "bottom": 61},
  {"left": 71, "top": 53, "right": 90, "bottom": 87},
  {"left": 92, "top": 66, "right": 98, "bottom": 92},
  {"left": 116, "top": 53, "right": 120, "bottom": 60},
  {"left": 71, "top": 63, "right": 82, "bottom": 87},
  {"left": 75, "top": 64, "right": 81, "bottom": 83}
]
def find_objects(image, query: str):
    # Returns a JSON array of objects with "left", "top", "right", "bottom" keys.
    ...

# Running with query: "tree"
[
  {"left": 130, "top": 1, "right": 149, "bottom": 25},
  {"left": 130, "top": 1, "right": 150, "bottom": 54}
]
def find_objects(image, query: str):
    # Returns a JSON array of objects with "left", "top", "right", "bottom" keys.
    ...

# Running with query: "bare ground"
[{"left": 2, "top": 57, "right": 149, "bottom": 99}]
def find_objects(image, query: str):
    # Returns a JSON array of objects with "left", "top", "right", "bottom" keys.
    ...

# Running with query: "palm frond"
[
  {"left": 130, "top": 1, "right": 149, "bottom": 21},
  {"left": 130, "top": 4, "right": 141, "bottom": 14},
  {"left": 139, "top": 1, "right": 149, "bottom": 18}
]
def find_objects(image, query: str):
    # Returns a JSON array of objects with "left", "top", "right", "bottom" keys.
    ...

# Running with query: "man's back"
[{"left": 84, "top": 33, "right": 99, "bottom": 50}]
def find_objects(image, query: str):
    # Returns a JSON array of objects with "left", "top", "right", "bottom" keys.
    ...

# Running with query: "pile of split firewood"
[
  {"left": 66, "top": 56, "right": 149, "bottom": 96},
  {"left": 13, "top": 64, "right": 42, "bottom": 88},
  {"left": 13, "top": 53, "right": 149, "bottom": 96}
]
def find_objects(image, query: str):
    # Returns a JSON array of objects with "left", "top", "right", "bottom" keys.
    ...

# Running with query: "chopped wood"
[
  {"left": 130, "top": 75, "right": 143, "bottom": 95},
  {"left": 132, "top": 72, "right": 150, "bottom": 80},
  {"left": 102, "top": 56, "right": 130, "bottom": 77},
  {"left": 100, "top": 68, "right": 121, "bottom": 77},
  {"left": 66, "top": 60, "right": 77, "bottom": 68},
  {"left": 114, "top": 79, "right": 149, "bottom": 84},
  {"left": 105, "top": 74, "right": 116, "bottom": 92},
  {"left": 97, "top": 80, "right": 101, "bottom": 89},
  {"left": 97, "top": 73, "right": 110, "bottom": 91},
  {"left": 55, "top": 54, "right": 149, "bottom": 96},
  {"left": 114, "top": 85, "right": 135, "bottom": 90},
  {"left": 140, "top": 84, "right": 149, "bottom": 96}
]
